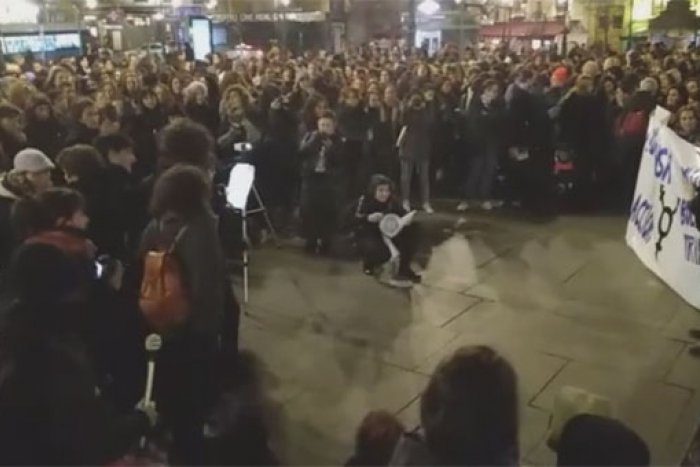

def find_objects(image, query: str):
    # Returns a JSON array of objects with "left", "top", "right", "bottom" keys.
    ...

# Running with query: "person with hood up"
[
  {"left": 355, "top": 174, "right": 421, "bottom": 286},
  {"left": 24, "top": 93, "right": 66, "bottom": 160},
  {"left": 0, "top": 148, "right": 54, "bottom": 273}
]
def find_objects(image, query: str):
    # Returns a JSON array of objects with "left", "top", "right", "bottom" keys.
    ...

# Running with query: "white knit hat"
[{"left": 13, "top": 148, "right": 55, "bottom": 173}]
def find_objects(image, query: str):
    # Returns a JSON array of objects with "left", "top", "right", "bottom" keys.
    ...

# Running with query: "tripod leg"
[{"left": 252, "top": 185, "right": 280, "bottom": 247}]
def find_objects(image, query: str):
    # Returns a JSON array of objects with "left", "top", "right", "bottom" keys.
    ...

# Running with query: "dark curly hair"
[
  {"left": 150, "top": 164, "right": 211, "bottom": 220},
  {"left": 157, "top": 118, "right": 214, "bottom": 172}
]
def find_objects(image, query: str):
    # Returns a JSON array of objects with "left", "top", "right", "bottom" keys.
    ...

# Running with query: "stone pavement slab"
[{"left": 236, "top": 213, "right": 700, "bottom": 465}]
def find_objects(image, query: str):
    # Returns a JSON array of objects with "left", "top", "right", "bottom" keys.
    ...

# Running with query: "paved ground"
[{"left": 236, "top": 209, "right": 700, "bottom": 465}]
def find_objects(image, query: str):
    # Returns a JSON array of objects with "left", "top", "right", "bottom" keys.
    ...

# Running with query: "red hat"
[{"left": 551, "top": 66, "right": 569, "bottom": 83}]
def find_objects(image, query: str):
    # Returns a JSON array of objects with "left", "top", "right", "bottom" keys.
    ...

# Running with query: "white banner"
[{"left": 627, "top": 107, "right": 700, "bottom": 309}]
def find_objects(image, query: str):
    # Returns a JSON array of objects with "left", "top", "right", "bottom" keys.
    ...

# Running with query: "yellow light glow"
[{"left": 631, "top": 0, "right": 652, "bottom": 20}]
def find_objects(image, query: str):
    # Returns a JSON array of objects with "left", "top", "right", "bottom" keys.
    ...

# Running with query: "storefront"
[{"left": 479, "top": 19, "right": 565, "bottom": 51}]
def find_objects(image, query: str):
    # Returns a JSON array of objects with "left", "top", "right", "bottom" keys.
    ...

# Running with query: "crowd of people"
[{"left": 0, "top": 36, "right": 693, "bottom": 464}]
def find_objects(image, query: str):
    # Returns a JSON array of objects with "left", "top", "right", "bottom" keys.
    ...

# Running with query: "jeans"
[
  {"left": 400, "top": 159, "right": 430, "bottom": 205},
  {"left": 464, "top": 149, "right": 499, "bottom": 202}
]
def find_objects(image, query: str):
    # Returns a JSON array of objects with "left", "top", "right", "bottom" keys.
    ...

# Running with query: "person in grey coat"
[{"left": 398, "top": 92, "right": 434, "bottom": 213}]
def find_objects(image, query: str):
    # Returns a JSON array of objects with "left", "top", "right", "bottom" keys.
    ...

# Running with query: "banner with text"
[{"left": 627, "top": 108, "right": 700, "bottom": 309}]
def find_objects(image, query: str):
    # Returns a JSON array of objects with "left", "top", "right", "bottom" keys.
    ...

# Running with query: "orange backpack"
[{"left": 139, "top": 226, "right": 190, "bottom": 334}]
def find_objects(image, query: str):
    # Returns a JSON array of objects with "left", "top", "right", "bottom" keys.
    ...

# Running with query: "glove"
[
  {"left": 367, "top": 212, "right": 383, "bottom": 223},
  {"left": 136, "top": 399, "right": 158, "bottom": 428}
]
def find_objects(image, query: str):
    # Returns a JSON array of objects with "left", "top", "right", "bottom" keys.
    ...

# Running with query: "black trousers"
[
  {"left": 358, "top": 224, "right": 419, "bottom": 274},
  {"left": 301, "top": 173, "right": 339, "bottom": 243}
]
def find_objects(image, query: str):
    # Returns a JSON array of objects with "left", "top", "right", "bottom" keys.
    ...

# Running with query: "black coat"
[
  {"left": 466, "top": 97, "right": 506, "bottom": 156},
  {"left": 25, "top": 116, "right": 66, "bottom": 160},
  {"left": 559, "top": 91, "right": 610, "bottom": 158},
  {"left": 506, "top": 86, "right": 552, "bottom": 150},
  {"left": 65, "top": 124, "right": 99, "bottom": 147},
  {"left": 128, "top": 108, "right": 167, "bottom": 177},
  {"left": 299, "top": 131, "right": 343, "bottom": 177},
  {"left": 0, "top": 302, "right": 147, "bottom": 465}
]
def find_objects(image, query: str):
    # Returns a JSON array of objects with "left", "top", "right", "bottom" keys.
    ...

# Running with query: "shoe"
[
  {"left": 457, "top": 201, "right": 469, "bottom": 212},
  {"left": 481, "top": 201, "right": 493, "bottom": 211},
  {"left": 403, "top": 200, "right": 411, "bottom": 212},
  {"left": 689, "top": 329, "right": 700, "bottom": 340},
  {"left": 399, "top": 269, "right": 422, "bottom": 283},
  {"left": 388, "top": 278, "right": 413, "bottom": 288},
  {"left": 689, "top": 345, "right": 700, "bottom": 358},
  {"left": 491, "top": 200, "right": 504, "bottom": 208},
  {"left": 304, "top": 239, "right": 317, "bottom": 254},
  {"left": 363, "top": 265, "right": 375, "bottom": 276},
  {"left": 318, "top": 239, "right": 332, "bottom": 256},
  {"left": 423, "top": 203, "right": 434, "bottom": 214}
]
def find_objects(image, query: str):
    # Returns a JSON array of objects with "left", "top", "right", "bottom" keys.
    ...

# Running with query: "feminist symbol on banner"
[{"left": 656, "top": 184, "right": 680, "bottom": 259}]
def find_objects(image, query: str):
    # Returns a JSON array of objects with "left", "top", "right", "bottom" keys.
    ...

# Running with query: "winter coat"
[
  {"left": 140, "top": 209, "right": 226, "bottom": 341},
  {"left": 506, "top": 86, "right": 552, "bottom": 150},
  {"left": 337, "top": 105, "right": 368, "bottom": 143},
  {"left": 466, "top": 97, "right": 506, "bottom": 157},
  {"left": 128, "top": 108, "right": 167, "bottom": 177},
  {"left": 0, "top": 301, "right": 148, "bottom": 465},
  {"left": 0, "top": 174, "right": 29, "bottom": 272},
  {"left": 65, "top": 124, "right": 99, "bottom": 147},
  {"left": 100, "top": 164, "right": 138, "bottom": 260},
  {"left": 398, "top": 106, "right": 433, "bottom": 161},
  {"left": 559, "top": 91, "right": 610, "bottom": 159},
  {"left": 25, "top": 116, "right": 66, "bottom": 160},
  {"left": 299, "top": 131, "right": 344, "bottom": 177}
]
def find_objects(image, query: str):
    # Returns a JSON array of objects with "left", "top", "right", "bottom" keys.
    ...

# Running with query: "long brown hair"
[{"left": 420, "top": 345, "right": 519, "bottom": 465}]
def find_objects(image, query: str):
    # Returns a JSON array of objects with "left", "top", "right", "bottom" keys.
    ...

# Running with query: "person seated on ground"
[
  {"left": 556, "top": 414, "right": 650, "bottom": 466},
  {"left": 355, "top": 174, "right": 421, "bottom": 285},
  {"left": 0, "top": 243, "right": 155, "bottom": 465},
  {"left": 390, "top": 345, "right": 519, "bottom": 465},
  {"left": 347, "top": 410, "right": 405, "bottom": 466}
]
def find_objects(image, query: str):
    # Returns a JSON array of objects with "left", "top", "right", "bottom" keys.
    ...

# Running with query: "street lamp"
[{"left": 418, "top": 0, "right": 440, "bottom": 16}]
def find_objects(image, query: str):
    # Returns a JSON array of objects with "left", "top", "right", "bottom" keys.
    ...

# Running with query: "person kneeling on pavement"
[{"left": 355, "top": 174, "right": 421, "bottom": 287}]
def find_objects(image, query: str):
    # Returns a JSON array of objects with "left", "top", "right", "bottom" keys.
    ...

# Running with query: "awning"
[{"left": 480, "top": 20, "right": 565, "bottom": 39}]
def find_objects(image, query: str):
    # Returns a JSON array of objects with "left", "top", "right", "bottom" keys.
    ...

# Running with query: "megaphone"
[{"left": 140, "top": 333, "right": 162, "bottom": 449}]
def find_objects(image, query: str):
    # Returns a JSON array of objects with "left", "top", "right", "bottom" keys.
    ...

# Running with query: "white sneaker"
[
  {"left": 388, "top": 278, "right": 414, "bottom": 289},
  {"left": 457, "top": 201, "right": 469, "bottom": 212},
  {"left": 481, "top": 201, "right": 493, "bottom": 211},
  {"left": 423, "top": 203, "right": 435, "bottom": 214},
  {"left": 491, "top": 200, "right": 504, "bottom": 208},
  {"left": 403, "top": 200, "right": 411, "bottom": 212}
]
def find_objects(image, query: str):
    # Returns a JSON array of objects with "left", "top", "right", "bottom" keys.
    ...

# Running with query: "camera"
[{"left": 234, "top": 142, "right": 253, "bottom": 153}]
